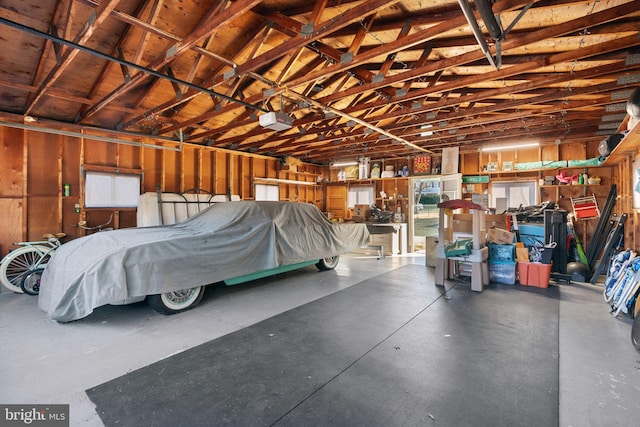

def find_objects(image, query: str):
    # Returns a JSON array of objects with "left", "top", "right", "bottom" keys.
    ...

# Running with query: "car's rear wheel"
[
  {"left": 316, "top": 255, "right": 339, "bottom": 271},
  {"left": 146, "top": 286, "right": 205, "bottom": 315}
]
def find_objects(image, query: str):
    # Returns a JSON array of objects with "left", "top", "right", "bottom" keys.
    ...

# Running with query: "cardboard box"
[
  {"left": 488, "top": 227, "right": 515, "bottom": 244},
  {"left": 352, "top": 204, "right": 371, "bottom": 222},
  {"left": 516, "top": 247, "right": 530, "bottom": 262},
  {"left": 452, "top": 218, "right": 473, "bottom": 233}
]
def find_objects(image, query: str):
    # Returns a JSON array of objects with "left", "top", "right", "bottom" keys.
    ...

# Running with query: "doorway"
[{"left": 409, "top": 174, "right": 462, "bottom": 252}]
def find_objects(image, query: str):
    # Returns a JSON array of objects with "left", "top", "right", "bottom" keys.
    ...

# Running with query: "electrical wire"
[{"left": 0, "top": 17, "right": 267, "bottom": 113}]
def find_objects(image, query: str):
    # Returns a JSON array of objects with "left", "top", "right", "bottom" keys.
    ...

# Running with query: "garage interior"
[{"left": 1, "top": 0, "right": 640, "bottom": 425}]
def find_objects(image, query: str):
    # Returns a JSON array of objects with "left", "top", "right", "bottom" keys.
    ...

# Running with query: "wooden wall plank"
[
  {"left": 214, "top": 151, "right": 227, "bottom": 194},
  {"left": 117, "top": 144, "right": 141, "bottom": 169},
  {"left": 0, "top": 127, "right": 24, "bottom": 197},
  {"left": 0, "top": 199, "right": 22, "bottom": 257},
  {"left": 541, "top": 144, "right": 558, "bottom": 162},
  {"left": 27, "top": 196, "right": 59, "bottom": 240},
  {"left": 84, "top": 139, "right": 116, "bottom": 166},
  {"left": 201, "top": 149, "right": 213, "bottom": 193},
  {"left": 142, "top": 146, "right": 162, "bottom": 192},
  {"left": 229, "top": 154, "right": 241, "bottom": 195},
  {"left": 27, "top": 131, "right": 59, "bottom": 196},
  {"left": 182, "top": 145, "right": 198, "bottom": 191},
  {"left": 560, "top": 142, "right": 586, "bottom": 160},
  {"left": 1, "top": 128, "right": 328, "bottom": 253},
  {"left": 162, "top": 147, "right": 179, "bottom": 191},
  {"left": 62, "top": 135, "right": 81, "bottom": 237}
]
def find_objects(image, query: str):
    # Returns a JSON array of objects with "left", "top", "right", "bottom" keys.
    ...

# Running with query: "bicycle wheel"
[
  {"left": 0, "top": 246, "right": 51, "bottom": 293},
  {"left": 21, "top": 267, "right": 45, "bottom": 296}
]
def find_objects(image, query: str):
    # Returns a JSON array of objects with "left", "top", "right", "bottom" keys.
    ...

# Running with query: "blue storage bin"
[
  {"left": 488, "top": 243, "right": 515, "bottom": 262},
  {"left": 489, "top": 261, "right": 517, "bottom": 285},
  {"left": 518, "top": 223, "right": 544, "bottom": 247}
]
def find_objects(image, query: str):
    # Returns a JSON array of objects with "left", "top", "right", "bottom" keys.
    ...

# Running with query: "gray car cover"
[{"left": 39, "top": 201, "right": 370, "bottom": 322}]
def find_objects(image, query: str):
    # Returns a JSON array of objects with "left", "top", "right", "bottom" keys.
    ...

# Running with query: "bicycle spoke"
[{"left": 6, "top": 252, "right": 50, "bottom": 286}]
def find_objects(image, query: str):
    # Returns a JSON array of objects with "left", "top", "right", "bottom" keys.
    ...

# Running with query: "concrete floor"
[{"left": 1, "top": 254, "right": 639, "bottom": 426}]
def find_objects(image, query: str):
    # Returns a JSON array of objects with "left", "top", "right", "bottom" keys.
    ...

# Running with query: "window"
[
  {"left": 347, "top": 185, "right": 374, "bottom": 208},
  {"left": 85, "top": 171, "right": 141, "bottom": 208},
  {"left": 255, "top": 184, "right": 280, "bottom": 201},
  {"left": 490, "top": 180, "right": 537, "bottom": 210}
]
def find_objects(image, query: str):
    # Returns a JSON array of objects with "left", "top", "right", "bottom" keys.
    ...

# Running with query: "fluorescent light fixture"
[
  {"left": 331, "top": 160, "right": 358, "bottom": 167},
  {"left": 481, "top": 142, "right": 539, "bottom": 152},
  {"left": 420, "top": 124, "right": 433, "bottom": 136}
]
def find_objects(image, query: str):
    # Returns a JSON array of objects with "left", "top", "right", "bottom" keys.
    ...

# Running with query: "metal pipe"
[
  {"left": 457, "top": 0, "right": 498, "bottom": 69},
  {"left": 0, "top": 120, "right": 182, "bottom": 152},
  {"left": 475, "top": 0, "right": 503, "bottom": 41},
  {"left": 0, "top": 17, "right": 267, "bottom": 114}
]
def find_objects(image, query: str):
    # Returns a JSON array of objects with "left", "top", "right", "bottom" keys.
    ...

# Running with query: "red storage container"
[
  {"left": 517, "top": 262, "right": 530, "bottom": 285},
  {"left": 528, "top": 262, "right": 552, "bottom": 288}
]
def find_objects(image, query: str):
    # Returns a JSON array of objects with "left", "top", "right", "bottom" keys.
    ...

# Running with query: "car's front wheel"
[
  {"left": 316, "top": 255, "right": 340, "bottom": 271},
  {"left": 146, "top": 286, "right": 205, "bottom": 315}
]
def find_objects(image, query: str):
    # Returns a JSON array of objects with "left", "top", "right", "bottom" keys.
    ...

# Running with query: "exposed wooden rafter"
[{"left": 0, "top": 0, "right": 638, "bottom": 163}]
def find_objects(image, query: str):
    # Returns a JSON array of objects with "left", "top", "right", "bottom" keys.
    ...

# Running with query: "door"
[{"left": 410, "top": 173, "right": 461, "bottom": 252}]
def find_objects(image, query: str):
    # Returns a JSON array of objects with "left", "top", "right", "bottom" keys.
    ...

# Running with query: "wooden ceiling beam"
[
  {"left": 342, "top": 32, "right": 640, "bottom": 123},
  {"left": 242, "top": 77, "right": 633, "bottom": 157},
  {"left": 0, "top": 78, "right": 135, "bottom": 115},
  {"left": 315, "top": 1, "right": 640, "bottom": 107},
  {"left": 279, "top": 0, "right": 548, "bottom": 93},
  {"left": 25, "top": 0, "right": 123, "bottom": 116},
  {"left": 118, "top": 21, "right": 269, "bottom": 132},
  {"left": 24, "top": 0, "right": 72, "bottom": 111},
  {"left": 236, "top": 0, "right": 402, "bottom": 76},
  {"left": 79, "top": 0, "right": 158, "bottom": 124},
  {"left": 79, "top": 0, "right": 262, "bottom": 122},
  {"left": 360, "top": 47, "right": 640, "bottom": 127}
]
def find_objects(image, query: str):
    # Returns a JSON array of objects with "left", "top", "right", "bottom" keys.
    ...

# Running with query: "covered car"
[{"left": 38, "top": 201, "right": 369, "bottom": 322}]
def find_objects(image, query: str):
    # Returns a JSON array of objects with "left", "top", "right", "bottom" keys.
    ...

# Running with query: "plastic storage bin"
[
  {"left": 517, "top": 261, "right": 530, "bottom": 285},
  {"left": 518, "top": 223, "right": 544, "bottom": 247},
  {"left": 489, "top": 261, "right": 516, "bottom": 285},
  {"left": 488, "top": 243, "right": 515, "bottom": 262},
  {"left": 527, "top": 262, "right": 552, "bottom": 288}
]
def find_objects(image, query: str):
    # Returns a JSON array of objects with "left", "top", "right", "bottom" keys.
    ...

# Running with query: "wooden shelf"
[
  {"left": 540, "top": 184, "right": 601, "bottom": 188},
  {"left": 479, "top": 164, "right": 608, "bottom": 175},
  {"left": 602, "top": 121, "right": 640, "bottom": 166}
]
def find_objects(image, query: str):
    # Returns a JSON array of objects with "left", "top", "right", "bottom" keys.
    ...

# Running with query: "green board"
[{"left": 462, "top": 175, "right": 490, "bottom": 183}]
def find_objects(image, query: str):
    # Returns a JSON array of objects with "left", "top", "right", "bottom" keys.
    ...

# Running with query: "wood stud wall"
[
  {"left": 1, "top": 126, "right": 636, "bottom": 258},
  {"left": 0, "top": 127, "right": 324, "bottom": 257},
  {"left": 462, "top": 141, "right": 619, "bottom": 256}
]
